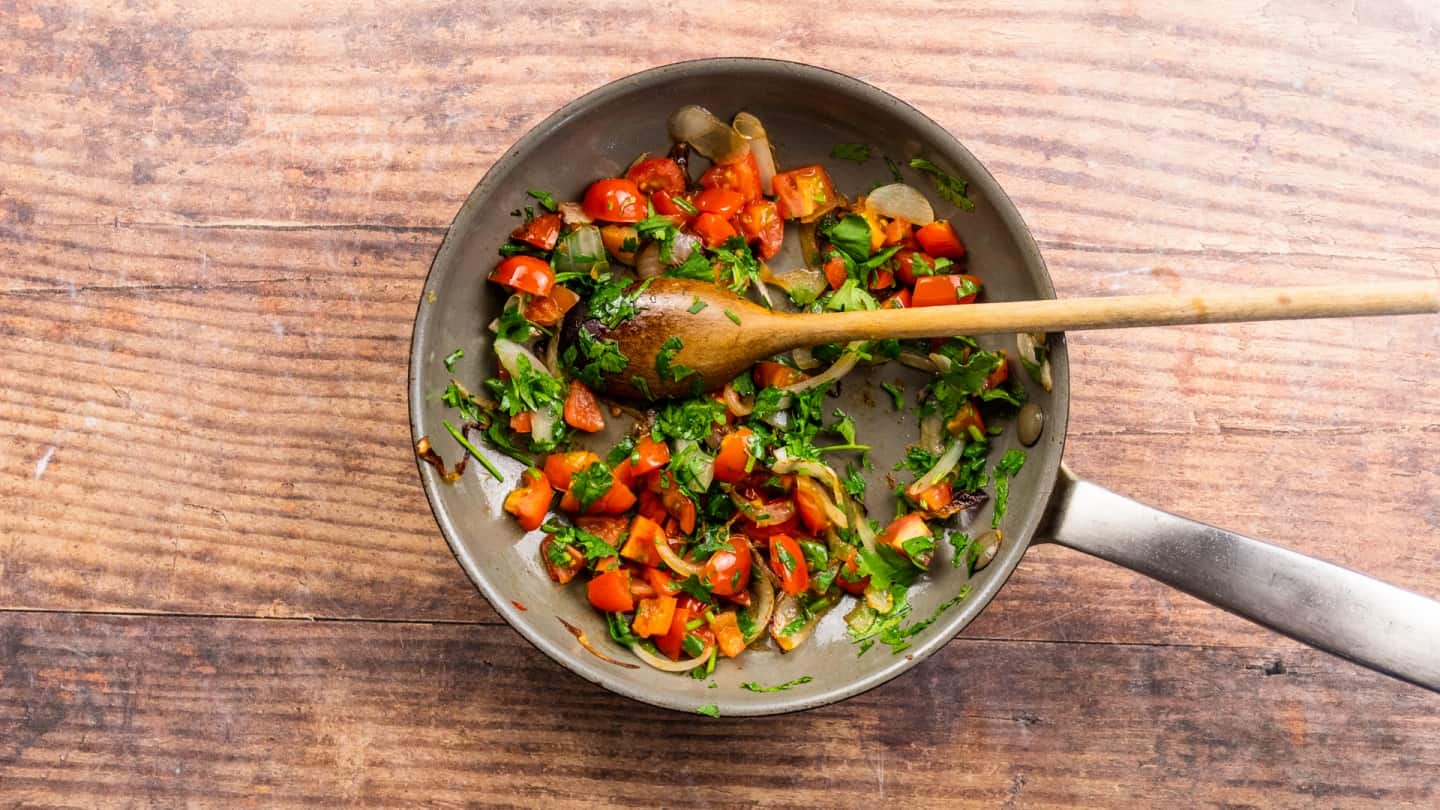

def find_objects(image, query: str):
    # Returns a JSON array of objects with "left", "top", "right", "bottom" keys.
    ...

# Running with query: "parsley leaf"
[
  {"left": 606, "top": 612, "right": 641, "bottom": 646},
  {"left": 566, "top": 329, "right": 628, "bottom": 388},
  {"left": 570, "top": 463, "right": 614, "bottom": 511},
  {"left": 677, "top": 575, "right": 714, "bottom": 604},
  {"left": 830, "top": 143, "right": 871, "bottom": 162},
  {"left": 990, "top": 449, "right": 1026, "bottom": 529},
  {"left": 842, "top": 463, "right": 868, "bottom": 499},
  {"left": 909, "top": 157, "right": 975, "bottom": 212},
  {"left": 494, "top": 299, "right": 534, "bottom": 343},
  {"left": 821, "top": 214, "right": 873, "bottom": 263},
  {"left": 740, "top": 676, "right": 814, "bottom": 692},
  {"left": 655, "top": 336, "right": 696, "bottom": 382},
  {"left": 544, "top": 520, "right": 620, "bottom": 562},
  {"left": 695, "top": 704, "right": 720, "bottom": 718},
  {"left": 587, "top": 278, "right": 650, "bottom": 329},
  {"left": 712, "top": 237, "right": 763, "bottom": 294},
  {"left": 654, "top": 397, "right": 726, "bottom": 442},
  {"left": 880, "top": 382, "right": 906, "bottom": 411},
  {"left": 666, "top": 250, "right": 714, "bottom": 281},
  {"left": 526, "top": 189, "right": 558, "bottom": 212},
  {"left": 443, "top": 348, "right": 464, "bottom": 372},
  {"left": 826, "top": 278, "right": 879, "bottom": 313}
]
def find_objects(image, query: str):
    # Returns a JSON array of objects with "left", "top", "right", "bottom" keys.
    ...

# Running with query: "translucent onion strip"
[
  {"left": 908, "top": 439, "right": 966, "bottom": 497},
  {"left": 668, "top": 105, "right": 750, "bottom": 164},
  {"left": 865, "top": 183, "right": 936, "bottom": 225},
  {"left": 630, "top": 642, "right": 713, "bottom": 672},
  {"left": 654, "top": 534, "right": 703, "bottom": 578},
  {"left": 732, "top": 112, "right": 776, "bottom": 195},
  {"left": 781, "top": 344, "right": 864, "bottom": 394}
]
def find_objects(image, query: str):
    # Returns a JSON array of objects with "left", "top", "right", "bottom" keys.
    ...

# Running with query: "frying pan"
[{"left": 409, "top": 59, "right": 1440, "bottom": 716}]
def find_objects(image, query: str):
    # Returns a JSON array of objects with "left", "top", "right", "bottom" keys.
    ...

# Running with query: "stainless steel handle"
[{"left": 1037, "top": 466, "right": 1440, "bottom": 692}]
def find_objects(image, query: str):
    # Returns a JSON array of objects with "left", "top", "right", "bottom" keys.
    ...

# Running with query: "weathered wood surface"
[{"left": 1, "top": 0, "right": 1436, "bottom": 804}]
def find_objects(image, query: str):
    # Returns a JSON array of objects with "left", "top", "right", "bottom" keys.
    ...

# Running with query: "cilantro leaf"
[
  {"left": 740, "top": 676, "right": 815, "bottom": 692},
  {"left": 880, "top": 382, "right": 906, "bottom": 411},
  {"left": 544, "top": 520, "right": 620, "bottom": 562},
  {"left": 567, "top": 329, "right": 628, "bottom": 389},
  {"left": 695, "top": 704, "right": 720, "bottom": 718},
  {"left": 830, "top": 143, "right": 871, "bottom": 162},
  {"left": 666, "top": 250, "right": 714, "bottom": 281},
  {"left": 655, "top": 336, "right": 696, "bottom": 382},
  {"left": 587, "top": 278, "right": 650, "bottom": 329},
  {"left": 821, "top": 214, "right": 873, "bottom": 263},
  {"left": 569, "top": 463, "right": 614, "bottom": 511},
  {"left": 677, "top": 575, "right": 714, "bottom": 604},
  {"left": 909, "top": 157, "right": 975, "bottom": 212},
  {"left": 654, "top": 397, "right": 726, "bottom": 442},
  {"left": 443, "top": 348, "right": 464, "bottom": 372},
  {"left": 687, "top": 296, "right": 707, "bottom": 314},
  {"left": 990, "top": 449, "right": 1026, "bottom": 529},
  {"left": 712, "top": 237, "right": 762, "bottom": 294},
  {"left": 526, "top": 189, "right": 558, "bottom": 212}
]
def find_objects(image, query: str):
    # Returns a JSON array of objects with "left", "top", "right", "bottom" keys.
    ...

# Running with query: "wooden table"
[{"left": 3, "top": 2, "right": 1437, "bottom": 805}]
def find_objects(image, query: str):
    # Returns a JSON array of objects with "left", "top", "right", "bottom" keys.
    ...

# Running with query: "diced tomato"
[
  {"left": 946, "top": 400, "right": 985, "bottom": 437},
  {"left": 644, "top": 566, "right": 679, "bottom": 597},
  {"left": 655, "top": 604, "right": 692, "bottom": 660},
  {"left": 983, "top": 351, "right": 1010, "bottom": 390},
  {"left": 693, "top": 187, "right": 745, "bottom": 218},
  {"left": 587, "top": 566, "right": 634, "bottom": 613},
  {"left": 915, "top": 482, "right": 953, "bottom": 514},
  {"left": 869, "top": 266, "right": 894, "bottom": 290},
  {"left": 651, "top": 472, "right": 697, "bottom": 534},
  {"left": 741, "top": 507, "right": 799, "bottom": 541},
  {"left": 625, "top": 157, "right": 686, "bottom": 194},
  {"left": 543, "top": 451, "right": 602, "bottom": 490},
  {"left": 835, "top": 547, "right": 870, "bottom": 595},
  {"left": 489, "top": 255, "right": 554, "bottom": 297},
  {"left": 857, "top": 207, "right": 886, "bottom": 253},
  {"left": 708, "top": 610, "right": 746, "bottom": 658},
  {"left": 793, "top": 476, "right": 832, "bottom": 534},
  {"left": 575, "top": 515, "right": 629, "bottom": 546},
  {"left": 877, "top": 513, "right": 935, "bottom": 569},
  {"left": 502, "top": 469, "right": 552, "bottom": 531},
  {"left": 509, "top": 411, "right": 533, "bottom": 433},
  {"left": 620, "top": 514, "right": 666, "bottom": 567},
  {"left": 523, "top": 284, "right": 580, "bottom": 327},
  {"left": 736, "top": 200, "right": 784, "bottom": 260},
  {"left": 511, "top": 212, "right": 562, "bottom": 251},
  {"left": 631, "top": 595, "right": 677, "bottom": 638},
  {"left": 915, "top": 220, "right": 966, "bottom": 259},
  {"left": 882, "top": 288, "right": 912, "bottom": 309},
  {"left": 894, "top": 250, "right": 935, "bottom": 286},
  {"left": 600, "top": 224, "right": 640, "bottom": 264},
  {"left": 582, "top": 178, "right": 647, "bottom": 223},
  {"left": 690, "top": 212, "right": 737, "bottom": 248},
  {"left": 772, "top": 164, "right": 839, "bottom": 221},
  {"left": 699, "top": 152, "right": 762, "bottom": 202},
  {"left": 713, "top": 429, "right": 755, "bottom": 484},
  {"left": 883, "top": 217, "right": 910, "bottom": 246},
  {"left": 651, "top": 189, "right": 695, "bottom": 226},
  {"left": 612, "top": 435, "right": 671, "bottom": 487},
  {"left": 702, "top": 535, "right": 752, "bottom": 597},
  {"left": 754, "top": 361, "right": 807, "bottom": 389},
  {"left": 636, "top": 488, "right": 668, "bottom": 525},
  {"left": 563, "top": 380, "right": 605, "bottom": 433},
  {"left": 823, "top": 255, "right": 848, "bottom": 291},
  {"left": 912, "top": 274, "right": 982, "bottom": 307},
  {"left": 559, "top": 477, "right": 637, "bottom": 515},
  {"left": 540, "top": 534, "right": 585, "bottom": 584},
  {"left": 768, "top": 534, "right": 810, "bottom": 596}
]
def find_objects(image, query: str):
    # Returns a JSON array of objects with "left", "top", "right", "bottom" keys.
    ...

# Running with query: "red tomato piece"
[
  {"left": 835, "top": 547, "right": 870, "bottom": 595},
  {"left": 509, "top": 411, "right": 533, "bottom": 433},
  {"left": 540, "top": 534, "right": 585, "bottom": 584},
  {"left": 489, "top": 255, "right": 554, "bottom": 297},
  {"left": 753, "top": 361, "right": 807, "bottom": 389},
  {"left": 823, "top": 255, "right": 848, "bottom": 290},
  {"left": 582, "top": 178, "right": 647, "bottom": 223},
  {"left": 877, "top": 513, "right": 935, "bottom": 569},
  {"left": 713, "top": 428, "right": 755, "bottom": 484},
  {"left": 983, "top": 351, "right": 1010, "bottom": 390},
  {"left": 502, "top": 469, "right": 552, "bottom": 531},
  {"left": 690, "top": 212, "right": 737, "bottom": 248},
  {"left": 702, "top": 535, "right": 752, "bottom": 597},
  {"left": 915, "top": 482, "right": 953, "bottom": 514},
  {"left": 523, "top": 286, "right": 578, "bottom": 327},
  {"left": 915, "top": 220, "right": 966, "bottom": 259},
  {"left": 793, "top": 476, "right": 831, "bottom": 534},
  {"left": 543, "top": 451, "right": 602, "bottom": 490},
  {"left": 655, "top": 604, "right": 692, "bottom": 660},
  {"left": 613, "top": 435, "right": 671, "bottom": 487},
  {"left": 511, "top": 212, "right": 562, "bottom": 251},
  {"left": 699, "top": 152, "right": 762, "bottom": 202},
  {"left": 563, "top": 380, "right": 605, "bottom": 433},
  {"left": 651, "top": 189, "right": 695, "bottom": 226},
  {"left": 768, "top": 534, "right": 810, "bottom": 596},
  {"left": 771, "top": 164, "right": 838, "bottom": 220},
  {"left": 587, "top": 566, "right": 634, "bottom": 613},
  {"left": 882, "top": 288, "right": 912, "bottom": 309},
  {"left": 869, "top": 267, "right": 894, "bottom": 290},
  {"left": 736, "top": 200, "right": 784, "bottom": 260},
  {"left": 625, "top": 157, "right": 686, "bottom": 194},
  {"left": 560, "top": 477, "right": 637, "bottom": 516},
  {"left": 893, "top": 249, "right": 935, "bottom": 286},
  {"left": 693, "top": 187, "right": 745, "bottom": 218},
  {"left": 946, "top": 400, "right": 985, "bottom": 437},
  {"left": 911, "top": 274, "right": 982, "bottom": 307}
]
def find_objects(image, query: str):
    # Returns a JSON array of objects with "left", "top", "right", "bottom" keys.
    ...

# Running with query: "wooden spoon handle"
[{"left": 790, "top": 281, "right": 1440, "bottom": 343}]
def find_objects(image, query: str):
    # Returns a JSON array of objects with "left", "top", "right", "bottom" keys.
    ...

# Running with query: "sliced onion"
[
  {"left": 667, "top": 231, "right": 702, "bottom": 266},
  {"left": 530, "top": 408, "right": 558, "bottom": 446},
  {"left": 1037, "top": 358, "right": 1054, "bottom": 392},
  {"left": 791, "top": 346, "right": 819, "bottom": 371},
  {"left": 799, "top": 221, "right": 821, "bottom": 269},
  {"left": 770, "top": 592, "right": 837, "bottom": 652},
  {"left": 744, "top": 553, "right": 775, "bottom": 644},
  {"left": 763, "top": 265, "right": 827, "bottom": 305},
  {"left": 732, "top": 112, "right": 775, "bottom": 195},
  {"left": 732, "top": 493, "right": 794, "bottom": 527},
  {"left": 544, "top": 334, "right": 562, "bottom": 378},
  {"left": 919, "top": 411, "right": 944, "bottom": 456},
  {"left": 864, "top": 583, "right": 893, "bottom": 613},
  {"left": 897, "top": 351, "right": 938, "bottom": 373},
  {"left": 1017, "top": 331, "right": 1054, "bottom": 392},
  {"left": 781, "top": 345, "right": 862, "bottom": 393},
  {"left": 771, "top": 450, "right": 845, "bottom": 506},
  {"left": 752, "top": 274, "right": 775, "bottom": 308},
  {"left": 866, "top": 183, "right": 936, "bottom": 226},
  {"left": 630, "top": 642, "right": 712, "bottom": 672},
  {"left": 722, "top": 381, "right": 754, "bottom": 416},
  {"left": 653, "top": 534, "right": 703, "bottom": 578},
  {"left": 908, "top": 439, "right": 966, "bottom": 497},
  {"left": 636, "top": 242, "right": 663, "bottom": 279},
  {"left": 489, "top": 294, "right": 526, "bottom": 335},
  {"left": 928, "top": 352, "right": 953, "bottom": 374},
  {"left": 559, "top": 201, "right": 591, "bottom": 225},
  {"left": 668, "top": 105, "right": 750, "bottom": 164}
]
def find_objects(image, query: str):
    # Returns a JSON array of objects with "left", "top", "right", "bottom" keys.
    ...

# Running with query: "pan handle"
[{"left": 1036, "top": 466, "right": 1440, "bottom": 692}]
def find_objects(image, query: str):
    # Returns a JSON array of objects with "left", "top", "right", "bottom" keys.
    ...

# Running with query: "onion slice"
[
  {"left": 494, "top": 338, "right": 561, "bottom": 444},
  {"left": 558, "top": 201, "right": 591, "bottom": 225},
  {"left": 635, "top": 242, "right": 663, "bottom": 279},
  {"left": 744, "top": 554, "right": 775, "bottom": 644},
  {"left": 732, "top": 112, "right": 776, "bottom": 194},
  {"left": 791, "top": 346, "right": 819, "bottom": 371},
  {"left": 781, "top": 344, "right": 863, "bottom": 394},
  {"left": 908, "top": 439, "right": 966, "bottom": 498},
  {"left": 919, "top": 411, "right": 944, "bottom": 456},
  {"left": 762, "top": 266, "right": 827, "bottom": 305},
  {"left": 897, "top": 351, "right": 938, "bottom": 373},
  {"left": 630, "top": 642, "right": 713, "bottom": 672},
  {"left": 668, "top": 105, "right": 750, "bottom": 164},
  {"left": 866, "top": 183, "right": 936, "bottom": 225},
  {"left": 722, "top": 381, "right": 754, "bottom": 416},
  {"left": 653, "top": 534, "right": 703, "bottom": 579}
]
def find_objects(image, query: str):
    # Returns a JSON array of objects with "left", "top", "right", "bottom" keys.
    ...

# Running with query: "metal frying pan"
[{"left": 409, "top": 59, "right": 1440, "bottom": 716}]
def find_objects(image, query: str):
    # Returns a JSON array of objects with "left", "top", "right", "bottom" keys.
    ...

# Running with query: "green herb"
[
  {"left": 636, "top": 213, "right": 680, "bottom": 260},
  {"left": 526, "top": 189, "right": 558, "bottom": 212},
  {"left": 605, "top": 435, "right": 637, "bottom": 468},
  {"left": 666, "top": 250, "right": 714, "bottom": 281},
  {"left": 946, "top": 530, "right": 973, "bottom": 569},
  {"left": 670, "top": 443, "right": 715, "bottom": 495},
  {"left": 441, "top": 381, "right": 483, "bottom": 423},
  {"left": 830, "top": 409, "right": 858, "bottom": 445},
  {"left": 682, "top": 635, "right": 707, "bottom": 658},
  {"left": 570, "top": 462, "right": 614, "bottom": 511},
  {"left": 695, "top": 704, "right": 720, "bottom": 718},
  {"left": 587, "top": 277, "right": 650, "bottom": 329},
  {"left": 606, "top": 612, "right": 640, "bottom": 646},
  {"left": 494, "top": 299, "right": 534, "bottom": 343},
  {"left": 909, "top": 157, "right": 974, "bottom": 211},
  {"left": 826, "top": 279, "right": 879, "bottom": 313},
  {"left": 498, "top": 241, "right": 544, "bottom": 259},
  {"left": 880, "top": 382, "right": 906, "bottom": 411},
  {"left": 443, "top": 348, "right": 464, "bottom": 372},
  {"left": 923, "top": 350, "right": 1004, "bottom": 420},
  {"left": 654, "top": 397, "right": 726, "bottom": 442},
  {"left": 484, "top": 353, "right": 566, "bottom": 419},
  {"left": 677, "top": 574, "right": 715, "bottom": 604},
  {"left": 723, "top": 309, "right": 742, "bottom": 326},
  {"left": 885, "top": 156, "right": 904, "bottom": 183},
  {"left": 655, "top": 336, "right": 696, "bottom": 383},
  {"left": 842, "top": 463, "right": 867, "bottom": 499},
  {"left": 979, "top": 380, "right": 1027, "bottom": 408},
  {"left": 673, "top": 195, "right": 699, "bottom": 215},
  {"left": 545, "top": 520, "right": 621, "bottom": 562},
  {"left": 741, "top": 676, "right": 815, "bottom": 693},
  {"left": 821, "top": 215, "right": 873, "bottom": 263},
  {"left": 566, "top": 329, "right": 628, "bottom": 389},
  {"left": 712, "top": 237, "right": 763, "bottom": 294},
  {"left": 442, "top": 420, "right": 503, "bottom": 481},
  {"left": 990, "top": 449, "right": 1026, "bottom": 528},
  {"left": 630, "top": 375, "right": 654, "bottom": 400},
  {"left": 736, "top": 607, "right": 757, "bottom": 639},
  {"left": 830, "top": 143, "right": 871, "bottom": 162},
  {"left": 687, "top": 296, "right": 707, "bottom": 315},
  {"left": 900, "top": 533, "right": 936, "bottom": 570}
]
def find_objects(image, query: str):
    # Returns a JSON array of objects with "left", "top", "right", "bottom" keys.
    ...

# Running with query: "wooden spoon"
[{"left": 559, "top": 277, "right": 1439, "bottom": 399}]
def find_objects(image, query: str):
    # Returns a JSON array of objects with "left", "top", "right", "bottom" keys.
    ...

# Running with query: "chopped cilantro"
[
  {"left": 630, "top": 375, "right": 654, "bottom": 400},
  {"left": 636, "top": 213, "right": 680, "bottom": 260},
  {"left": 687, "top": 296, "right": 707, "bottom": 315},
  {"left": 442, "top": 419, "right": 502, "bottom": 481},
  {"left": 670, "top": 442, "right": 715, "bottom": 494},
  {"left": 544, "top": 520, "right": 620, "bottom": 562},
  {"left": 880, "top": 382, "right": 906, "bottom": 411},
  {"left": 830, "top": 143, "right": 871, "bottom": 162},
  {"left": 842, "top": 463, "right": 867, "bottom": 499},
  {"left": 724, "top": 308, "right": 742, "bottom": 326},
  {"left": 441, "top": 381, "right": 483, "bottom": 423},
  {"left": 666, "top": 250, "right": 714, "bottom": 281},
  {"left": 526, "top": 189, "right": 558, "bottom": 212},
  {"left": 909, "top": 157, "right": 975, "bottom": 211},
  {"left": 570, "top": 462, "right": 614, "bottom": 511},
  {"left": 654, "top": 397, "right": 726, "bottom": 442},
  {"left": 695, "top": 704, "right": 720, "bottom": 718},
  {"left": 990, "top": 449, "right": 1026, "bottom": 528},
  {"left": 655, "top": 336, "right": 696, "bottom": 383},
  {"left": 606, "top": 612, "right": 640, "bottom": 646},
  {"left": 740, "top": 676, "right": 815, "bottom": 692},
  {"left": 826, "top": 279, "right": 879, "bottom": 313},
  {"left": 821, "top": 214, "right": 873, "bottom": 263},
  {"left": 605, "top": 435, "right": 638, "bottom": 467},
  {"left": 712, "top": 237, "right": 763, "bottom": 294},
  {"left": 673, "top": 195, "right": 699, "bottom": 215},
  {"left": 677, "top": 574, "right": 714, "bottom": 604},
  {"left": 884, "top": 156, "right": 903, "bottom": 183},
  {"left": 566, "top": 329, "right": 628, "bottom": 389},
  {"left": 443, "top": 348, "right": 464, "bottom": 372},
  {"left": 494, "top": 299, "right": 534, "bottom": 343},
  {"left": 587, "top": 277, "right": 650, "bottom": 329},
  {"left": 946, "top": 530, "right": 974, "bottom": 569}
]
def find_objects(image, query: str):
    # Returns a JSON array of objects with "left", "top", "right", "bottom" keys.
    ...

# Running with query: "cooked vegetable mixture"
[{"left": 421, "top": 106, "right": 1049, "bottom": 678}]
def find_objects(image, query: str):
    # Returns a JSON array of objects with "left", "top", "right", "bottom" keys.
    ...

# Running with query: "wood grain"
[{"left": 1, "top": 0, "right": 1437, "bottom": 804}]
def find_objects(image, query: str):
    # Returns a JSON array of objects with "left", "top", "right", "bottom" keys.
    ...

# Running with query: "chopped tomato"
[
  {"left": 575, "top": 515, "right": 629, "bottom": 546},
  {"left": 793, "top": 476, "right": 832, "bottom": 534},
  {"left": 620, "top": 514, "right": 666, "bottom": 567},
  {"left": 511, "top": 212, "right": 562, "bottom": 251},
  {"left": 771, "top": 164, "right": 838, "bottom": 220},
  {"left": 600, "top": 224, "right": 640, "bottom": 264},
  {"left": 699, "top": 152, "right": 762, "bottom": 202},
  {"left": 489, "top": 255, "right": 554, "bottom": 297},
  {"left": 882, "top": 288, "right": 912, "bottom": 309},
  {"left": 636, "top": 488, "right": 668, "bottom": 525},
  {"left": 651, "top": 189, "right": 695, "bottom": 226},
  {"left": 708, "top": 610, "right": 746, "bottom": 658},
  {"left": 523, "top": 285, "right": 579, "bottom": 327},
  {"left": 632, "top": 595, "right": 677, "bottom": 638},
  {"left": 857, "top": 207, "right": 887, "bottom": 253},
  {"left": 754, "top": 361, "right": 807, "bottom": 389},
  {"left": 869, "top": 266, "right": 894, "bottom": 290},
  {"left": 893, "top": 250, "right": 934, "bottom": 286},
  {"left": 947, "top": 400, "right": 985, "bottom": 437},
  {"left": 690, "top": 212, "right": 737, "bottom": 248},
  {"left": 736, "top": 200, "right": 784, "bottom": 260},
  {"left": 983, "top": 351, "right": 1010, "bottom": 390},
  {"left": 915, "top": 220, "right": 966, "bottom": 259},
  {"left": 877, "top": 513, "right": 935, "bottom": 569},
  {"left": 509, "top": 411, "right": 533, "bottom": 433},
  {"left": 563, "top": 380, "right": 605, "bottom": 433},
  {"left": 613, "top": 435, "right": 671, "bottom": 487},
  {"left": 693, "top": 187, "right": 745, "bottom": 218},
  {"left": 702, "top": 535, "right": 752, "bottom": 597},
  {"left": 502, "top": 469, "right": 552, "bottom": 531},
  {"left": 582, "top": 178, "right": 647, "bottom": 223},
  {"left": 625, "top": 157, "right": 686, "bottom": 194},
  {"left": 587, "top": 566, "right": 634, "bottom": 613},
  {"left": 713, "top": 431, "right": 754, "bottom": 486},
  {"left": 644, "top": 566, "right": 679, "bottom": 597},
  {"left": 835, "top": 547, "right": 870, "bottom": 595},
  {"left": 540, "top": 535, "right": 585, "bottom": 584},
  {"left": 655, "top": 604, "right": 692, "bottom": 660},
  {"left": 883, "top": 217, "right": 910, "bottom": 246},
  {"left": 650, "top": 472, "right": 697, "bottom": 534},
  {"left": 915, "top": 482, "right": 953, "bottom": 514},
  {"left": 912, "top": 274, "right": 982, "bottom": 307},
  {"left": 768, "top": 534, "right": 810, "bottom": 596},
  {"left": 559, "top": 477, "right": 637, "bottom": 515},
  {"left": 823, "top": 254, "right": 847, "bottom": 290},
  {"left": 543, "top": 451, "right": 602, "bottom": 490}
]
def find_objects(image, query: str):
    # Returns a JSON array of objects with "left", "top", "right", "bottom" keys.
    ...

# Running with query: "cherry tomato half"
[
  {"left": 737, "top": 200, "right": 784, "bottom": 260},
  {"left": 489, "top": 255, "right": 554, "bottom": 297},
  {"left": 702, "top": 535, "right": 752, "bottom": 597},
  {"left": 911, "top": 274, "right": 983, "bottom": 307},
  {"left": 915, "top": 220, "right": 966, "bottom": 259},
  {"left": 768, "top": 534, "right": 810, "bottom": 596},
  {"left": 582, "top": 178, "right": 647, "bottom": 223},
  {"left": 625, "top": 157, "right": 686, "bottom": 194}
]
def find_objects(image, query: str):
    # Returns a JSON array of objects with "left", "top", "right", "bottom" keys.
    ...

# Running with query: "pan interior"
[{"left": 410, "top": 59, "right": 1069, "bottom": 716}]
